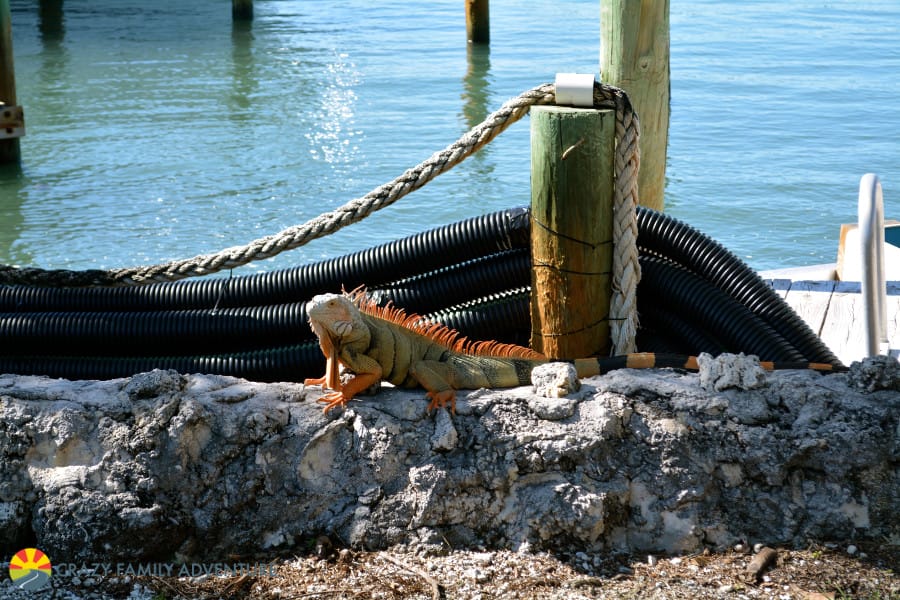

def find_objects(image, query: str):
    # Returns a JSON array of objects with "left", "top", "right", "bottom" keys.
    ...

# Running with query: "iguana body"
[{"left": 304, "top": 289, "right": 842, "bottom": 413}]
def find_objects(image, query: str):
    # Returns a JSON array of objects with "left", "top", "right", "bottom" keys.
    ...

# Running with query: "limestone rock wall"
[{"left": 1, "top": 362, "right": 897, "bottom": 563}]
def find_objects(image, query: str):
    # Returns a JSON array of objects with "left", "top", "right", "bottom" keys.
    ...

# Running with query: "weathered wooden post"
[
  {"left": 462, "top": 43, "right": 490, "bottom": 130},
  {"left": 465, "top": 0, "right": 489, "bottom": 44},
  {"left": 38, "top": 0, "right": 65, "bottom": 43},
  {"left": 232, "top": 0, "right": 253, "bottom": 21},
  {"left": 530, "top": 93, "right": 616, "bottom": 359},
  {"left": 601, "top": 0, "right": 669, "bottom": 211},
  {"left": 0, "top": 0, "right": 23, "bottom": 163}
]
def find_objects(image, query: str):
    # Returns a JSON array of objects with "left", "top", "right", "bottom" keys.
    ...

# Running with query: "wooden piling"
[
  {"left": 0, "top": 0, "right": 21, "bottom": 163},
  {"left": 529, "top": 105, "right": 615, "bottom": 359},
  {"left": 232, "top": 0, "right": 253, "bottom": 21},
  {"left": 38, "top": 0, "right": 65, "bottom": 42},
  {"left": 465, "top": 0, "right": 489, "bottom": 44},
  {"left": 601, "top": 0, "right": 669, "bottom": 211},
  {"left": 462, "top": 43, "right": 490, "bottom": 130}
]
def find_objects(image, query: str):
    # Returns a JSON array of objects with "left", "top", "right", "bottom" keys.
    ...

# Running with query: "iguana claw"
[
  {"left": 317, "top": 391, "right": 350, "bottom": 414},
  {"left": 426, "top": 390, "right": 457, "bottom": 415}
]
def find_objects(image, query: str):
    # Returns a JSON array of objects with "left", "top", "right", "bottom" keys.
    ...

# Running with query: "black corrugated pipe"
[
  {"left": 0, "top": 208, "right": 530, "bottom": 312},
  {"left": 635, "top": 206, "right": 841, "bottom": 366},
  {"left": 636, "top": 297, "right": 729, "bottom": 355},
  {"left": 638, "top": 256, "right": 805, "bottom": 362},
  {"left": 0, "top": 252, "right": 533, "bottom": 358},
  {"left": 0, "top": 205, "right": 842, "bottom": 381},
  {"left": 0, "top": 303, "right": 314, "bottom": 357},
  {"left": 409, "top": 255, "right": 807, "bottom": 363},
  {"left": 0, "top": 342, "right": 326, "bottom": 383},
  {"left": 401, "top": 252, "right": 815, "bottom": 363},
  {"left": 0, "top": 293, "right": 534, "bottom": 382},
  {"left": 420, "top": 287, "right": 534, "bottom": 349},
  {"left": 6, "top": 246, "right": 795, "bottom": 362},
  {"left": 57, "top": 207, "right": 834, "bottom": 366},
  {"left": 368, "top": 249, "right": 531, "bottom": 315}
]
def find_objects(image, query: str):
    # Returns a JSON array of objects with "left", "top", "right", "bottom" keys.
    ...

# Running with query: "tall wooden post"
[
  {"left": 232, "top": 0, "right": 253, "bottom": 21},
  {"left": 601, "top": 0, "right": 669, "bottom": 212},
  {"left": 530, "top": 106, "right": 615, "bottom": 359},
  {"left": 465, "top": 0, "right": 489, "bottom": 44},
  {"left": 0, "top": 0, "right": 22, "bottom": 163}
]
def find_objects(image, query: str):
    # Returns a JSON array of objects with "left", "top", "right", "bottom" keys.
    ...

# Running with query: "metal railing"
[{"left": 858, "top": 173, "right": 889, "bottom": 357}]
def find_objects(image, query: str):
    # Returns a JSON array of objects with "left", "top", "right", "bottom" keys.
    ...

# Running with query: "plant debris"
[{"left": 118, "top": 540, "right": 897, "bottom": 600}]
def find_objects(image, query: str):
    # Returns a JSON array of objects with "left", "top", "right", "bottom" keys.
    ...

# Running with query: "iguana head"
[
  {"left": 307, "top": 293, "right": 371, "bottom": 390},
  {"left": 306, "top": 292, "right": 369, "bottom": 347}
]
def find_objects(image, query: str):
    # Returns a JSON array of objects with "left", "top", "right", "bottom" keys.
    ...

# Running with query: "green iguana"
[{"left": 303, "top": 288, "right": 842, "bottom": 414}]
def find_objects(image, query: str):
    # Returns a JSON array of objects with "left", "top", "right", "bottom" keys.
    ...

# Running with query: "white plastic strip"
[
  {"left": 858, "top": 173, "right": 888, "bottom": 357},
  {"left": 554, "top": 73, "right": 596, "bottom": 107}
]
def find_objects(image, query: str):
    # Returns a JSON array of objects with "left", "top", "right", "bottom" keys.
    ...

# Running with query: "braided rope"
[
  {"left": 0, "top": 81, "right": 641, "bottom": 352},
  {"left": 0, "top": 84, "right": 555, "bottom": 287},
  {"left": 601, "top": 85, "right": 641, "bottom": 354}
]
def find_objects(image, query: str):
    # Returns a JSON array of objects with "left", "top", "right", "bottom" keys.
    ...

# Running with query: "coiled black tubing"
[
  {"left": 634, "top": 207, "right": 841, "bottom": 366},
  {"left": 0, "top": 206, "right": 841, "bottom": 381},
  {"left": 0, "top": 208, "right": 531, "bottom": 312}
]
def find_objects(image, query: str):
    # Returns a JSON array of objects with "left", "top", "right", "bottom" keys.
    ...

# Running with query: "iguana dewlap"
[{"left": 303, "top": 289, "right": 841, "bottom": 414}]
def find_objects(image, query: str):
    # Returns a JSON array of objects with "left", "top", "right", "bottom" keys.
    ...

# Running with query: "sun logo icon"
[{"left": 8, "top": 548, "right": 52, "bottom": 591}]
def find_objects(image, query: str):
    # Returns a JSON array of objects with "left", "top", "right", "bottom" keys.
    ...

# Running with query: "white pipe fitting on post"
[{"left": 554, "top": 73, "right": 596, "bottom": 108}]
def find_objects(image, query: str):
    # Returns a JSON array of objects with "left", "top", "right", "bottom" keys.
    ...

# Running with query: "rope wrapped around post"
[
  {"left": 601, "top": 83, "right": 642, "bottom": 354},
  {"left": 0, "top": 82, "right": 641, "bottom": 352}
]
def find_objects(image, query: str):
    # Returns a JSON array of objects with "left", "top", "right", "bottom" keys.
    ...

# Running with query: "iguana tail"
[
  {"left": 571, "top": 352, "right": 845, "bottom": 377},
  {"left": 452, "top": 352, "right": 845, "bottom": 397}
]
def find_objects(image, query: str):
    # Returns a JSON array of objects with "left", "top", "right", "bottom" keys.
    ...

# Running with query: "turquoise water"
[{"left": 1, "top": 0, "right": 898, "bottom": 275}]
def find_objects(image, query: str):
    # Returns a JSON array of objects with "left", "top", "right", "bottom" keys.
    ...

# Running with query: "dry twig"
[{"left": 380, "top": 553, "right": 445, "bottom": 600}]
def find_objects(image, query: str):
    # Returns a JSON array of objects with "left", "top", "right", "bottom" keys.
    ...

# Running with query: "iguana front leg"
[
  {"left": 303, "top": 324, "right": 343, "bottom": 391},
  {"left": 317, "top": 372, "right": 381, "bottom": 413},
  {"left": 315, "top": 352, "right": 383, "bottom": 414}
]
